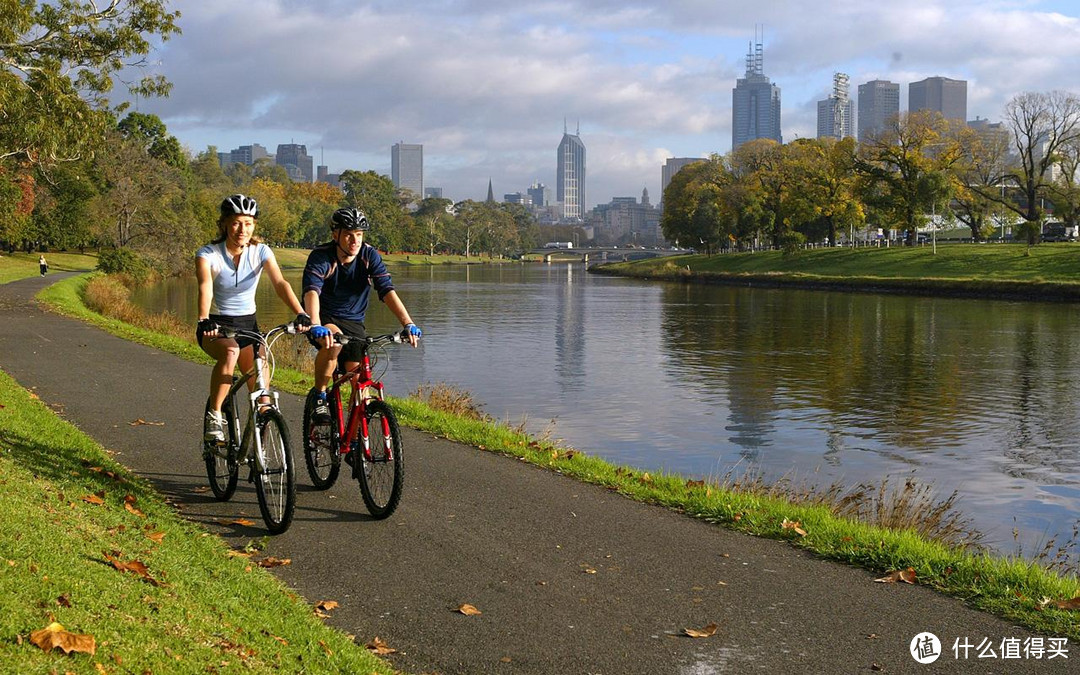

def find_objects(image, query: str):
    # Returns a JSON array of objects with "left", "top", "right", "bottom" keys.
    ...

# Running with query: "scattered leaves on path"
[
  {"left": 315, "top": 600, "right": 339, "bottom": 618},
  {"left": 781, "top": 518, "right": 807, "bottom": 537},
  {"left": 256, "top": 557, "right": 291, "bottom": 568},
  {"left": 230, "top": 518, "right": 256, "bottom": 527},
  {"left": 456, "top": 603, "right": 482, "bottom": 616},
  {"left": 29, "top": 622, "right": 96, "bottom": 655},
  {"left": 128, "top": 418, "right": 165, "bottom": 426},
  {"left": 683, "top": 623, "right": 718, "bottom": 638},
  {"left": 874, "top": 567, "right": 917, "bottom": 584},
  {"left": 366, "top": 636, "right": 397, "bottom": 655}
]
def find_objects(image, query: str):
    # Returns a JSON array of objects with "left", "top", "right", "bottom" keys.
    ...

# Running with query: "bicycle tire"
[
  {"left": 253, "top": 408, "right": 296, "bottom": 534},
  {"left": 204, "top": 397, "right": 239, "bottom": 501},
  {"left": 357, "top": 400, "right": 404, "bottom": 519},
  {"left": 303, "top": 389, "right": 340, "bottom": 489}
]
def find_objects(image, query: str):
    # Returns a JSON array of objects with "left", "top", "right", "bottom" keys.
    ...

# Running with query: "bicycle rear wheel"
[
  {"left": 253, "top": 408, "right": 296, "bottom": 534},
  {"left": 204, "top": 397, "right": 239, "bottom": 501},
  {"left": 358, "top": 400, "right": 404, "bottom": 519},
  {"left": 303, "top": 388, "right": 340, "bottom": 489}
]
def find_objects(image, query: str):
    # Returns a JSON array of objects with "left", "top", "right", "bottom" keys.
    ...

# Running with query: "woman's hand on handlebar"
[{"left": 197, "top": 317, "right": 219, "bottom": 338}]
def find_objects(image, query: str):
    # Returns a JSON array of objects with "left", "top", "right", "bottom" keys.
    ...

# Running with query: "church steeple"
[{"left": 486, "top": 178, "right": 494, "bottom": 203}]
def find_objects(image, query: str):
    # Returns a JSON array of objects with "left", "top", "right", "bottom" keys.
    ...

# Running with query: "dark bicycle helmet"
[
  {"left": 331, "top": 207, "right": 370, "bottom": 231},
  {"left": 220, "top": 194, "right": 259, "bottom": 218}
]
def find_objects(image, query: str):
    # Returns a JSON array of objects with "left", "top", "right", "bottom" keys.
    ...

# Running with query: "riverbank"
[
  {"left": 25, "top": 272, "right": 1080, "bottom": 643},
  {"left": 592, "top": 243, "right": 1080, "bottom": 301}
]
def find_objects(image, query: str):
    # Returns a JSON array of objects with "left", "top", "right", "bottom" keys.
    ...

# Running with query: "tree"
[
  {"left": 117, "top": 112, "right": 186, "bottom": 168},
  {"left": 0, "top": 1, "right": 180, "bottom": 170},
  {"left": 660, "top": 156, "right": 733, "bottom": 253},
  {"left": 855, "top": 111, "right": 960, "bottom": 245},
  {"left": 793, "top": 137, "right": 864, "bottom": 246},
  {"left": 339, "top": 170, "right": 408, "bottom": 251},
  {"left": 998, "top": 91, "right": 1080, "bottom": 244},
  {"left": 91, "top": 130, "right": 180, "bottom": 249},
  {"left": 1048, "top": 133, "right": 1080, "bottom": 232},
  {"left": 951, "top": 124, "right": 1012, "bottom": 242},
  {"left": 413, "top": 197, "right": 453, "bottom": 255}
]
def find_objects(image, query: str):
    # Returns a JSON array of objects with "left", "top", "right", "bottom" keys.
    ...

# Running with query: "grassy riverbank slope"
[
  {"left": 0, "top": 251, "right": 98, "bottom": 285},
  {"left": 594, "top": 243, "right": 1080, "bottom": 300},
  {"left": 25, "top": 272, "right": 1080, "bottom": 640}
]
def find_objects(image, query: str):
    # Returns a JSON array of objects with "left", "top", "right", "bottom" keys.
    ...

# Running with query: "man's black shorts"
[{"left": 313, "top": 313, "right": 367, "bottom": 368}]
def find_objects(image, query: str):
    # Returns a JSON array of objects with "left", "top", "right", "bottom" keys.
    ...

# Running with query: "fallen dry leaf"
[
  {"left": 128, "top": 418, "right": 165, "bottom": 426},
  {"left": 230, "top": 518, "right": 256, "bottom": 527},
  {"left": 103, "top": 552, "right": 166, "bottom": 587},
  {"left": 365, "top": 636, "right": 397, "bottom": 655},
  {"left": 683, "top": 622, "right": 719, "bottom": 638},
  {"left": 456, "top": 603, "right": 482, "bottom": 616},
  {"left": 81, "top": 494, "right": 105, "bottom": 506},
  {"left": 56, "top": 594, "right": 72, "bottom": 608},
  {"left": 29, "top": 622, "right": 96, "bottom": 655},
  {"left": 874, "top": 567, "right": 917, "bottom": 584},
  {"left": 145, "top": 531, "right": 166, "bottom": 544},
  {"left": 124, "top": 502, "right": 145, "bottom": 518},
  {"left": 1053, "top": 596, "right": 1080, "bottom": 611},
  {"left": 781, "top": 518, "right": 807, "bottom": 537},
  {"left": 318, "top": 640, "right": 332, "bottom": 656},
  {"left": 315, "top": 600, "right": 339, "bottom": 613},
  {"left": 256, "top": 557, "right": 291, "bottom": 568}
]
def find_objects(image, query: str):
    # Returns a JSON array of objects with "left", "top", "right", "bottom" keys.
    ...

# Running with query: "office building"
[
  {"left": 424, "top": 187, "right": 444, "bottom": 199},
  {"left": 557, "top": 123, "right": 586, "bottom": 221},
  {"left": 909, "top": 76, "right": 967, "bottom": 122},
  {"left": 218, "top": 143, "right": 269, "bottom": 169},
  {"left": 731, "top": 39, "right": 782, "bottom": 150},
  {"left": 857, "top": 79, "right": 900, "bottom": 141},
  {"left": 391, "top": 142, "right": 424, "bottom": 198},
  {"left": 661, "top": 158, "right": 706, "bottom": 205},
  {"left": 817, "top": 73, "right": 855, "bottom": 139},
  {"left": 275, "top": 143, "right": 313, "bottom": 183},
  {"left": 528, "top": 181, "right": 550, "bottom": 208}
]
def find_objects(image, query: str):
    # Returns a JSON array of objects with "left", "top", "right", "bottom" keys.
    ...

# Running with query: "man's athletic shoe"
[
  {"left": 312, "top": 393, "right": 331, "bottom": 424},
  {"left": 204, "top": 410, "right": 226, "bottom": 443}
]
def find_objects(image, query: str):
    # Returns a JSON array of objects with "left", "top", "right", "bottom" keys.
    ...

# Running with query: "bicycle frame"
[
  {"left": 329, "top": 345, "right": 386, "bottom": 466},
  {"left": 209, "top": 326, "right": 288, "bottom": 471}
]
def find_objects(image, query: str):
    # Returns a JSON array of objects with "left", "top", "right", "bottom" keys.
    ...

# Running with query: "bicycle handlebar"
[
  {"left": 333, "top": 329, "right": 410, "bottom": 346},
  {"left": 216, "top": 322, "right": 300, "bottom": 341}
]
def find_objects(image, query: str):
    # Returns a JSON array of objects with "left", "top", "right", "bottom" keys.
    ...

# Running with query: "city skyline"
[{"left": 126, "top": 1, "right": 1080, "bottom": 208}]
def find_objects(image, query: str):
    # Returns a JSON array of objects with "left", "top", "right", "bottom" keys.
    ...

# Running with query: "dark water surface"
[{"left": 133, "top": 262, "right": 1080, "bottom": 556}]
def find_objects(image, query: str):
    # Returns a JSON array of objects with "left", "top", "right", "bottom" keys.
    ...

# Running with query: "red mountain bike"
[{"left": 302, "top": 331, "right": 409, "bottom": 518}]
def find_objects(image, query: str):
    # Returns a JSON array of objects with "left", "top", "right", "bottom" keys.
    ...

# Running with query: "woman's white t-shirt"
[{"left": 196, "top": 242, "right": 274, "bottom": 316}]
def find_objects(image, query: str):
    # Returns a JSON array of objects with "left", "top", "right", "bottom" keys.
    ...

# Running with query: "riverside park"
[{"left": 1, "top": 244, "right": 1080, "bottom": 673}]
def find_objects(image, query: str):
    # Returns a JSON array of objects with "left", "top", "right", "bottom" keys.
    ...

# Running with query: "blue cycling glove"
[
  {"left": 310, "top": 325, "right": 331, "bottom": 339},
  {"left": 405, "top": 324, "right": 422, "bottom": 339}
]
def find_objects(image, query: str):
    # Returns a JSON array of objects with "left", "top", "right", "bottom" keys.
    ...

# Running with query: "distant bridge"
[{"left": 530, "top": 247, "right": 688, "bottom": 263}]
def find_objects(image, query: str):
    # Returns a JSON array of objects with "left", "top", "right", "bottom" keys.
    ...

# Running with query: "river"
[{"left": 133, "top": 261, "right": 1080, "bottom": 558}]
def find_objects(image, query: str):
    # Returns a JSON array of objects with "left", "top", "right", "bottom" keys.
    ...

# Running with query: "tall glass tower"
[
  {"left": 557, "top": 123, "right": 586, "bottom": 221},
  {"left": 391, "top": 142, "right": 424, "bottom": 199},
  {"left": 731, "top": 39, "right": 782, "bottom": 151}
]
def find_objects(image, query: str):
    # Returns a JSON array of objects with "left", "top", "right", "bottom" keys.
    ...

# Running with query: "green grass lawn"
[
  {"left": 0, "top": 367, "right": 394, "bottom": 674},
  {"left": 0, "top": 252, "right": 98, "bottom": 285},
  {"left": 274, "top": 247, "right": 493, "bottom": 269},
  {"left": 604, "top": 243, "right": 1080, "bottom": 285}
]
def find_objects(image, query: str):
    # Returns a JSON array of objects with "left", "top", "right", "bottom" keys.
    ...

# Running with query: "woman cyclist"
[{"left": 196, "top": 194, "right": 310, "bottom": 443}]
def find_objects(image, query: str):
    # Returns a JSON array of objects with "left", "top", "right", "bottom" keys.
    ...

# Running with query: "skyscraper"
[
  {"left": 816, "top": 73, "right": 854, "bottom": 139},
  {"left": 275, "top": 143, "right": 313, "bottom": 182},
  {"left": 731, "top": 38, "right": 782, "bottom": 151},
  {"left": 857, "top": 79, "right": 900, "bottom": 141},
  {"left": 557, "top": 123, "right": 586, "bottom": 221},
  {"left": 391, "top": 142, "right": 424, "bottom": 198},
  {"left": 908, "top": 76, "right": 967, "bottom": 122}
]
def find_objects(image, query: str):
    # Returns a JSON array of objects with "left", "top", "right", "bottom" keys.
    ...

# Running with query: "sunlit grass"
[
  {"left": 0, "top": 251, "right": 98, "bottom": 284},
  {"left": 0, "top": 368, "right": 394, "bottom": 674}
]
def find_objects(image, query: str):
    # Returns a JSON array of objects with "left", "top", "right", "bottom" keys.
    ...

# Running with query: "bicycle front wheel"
[
  {"left": 303, "top": 388, "right": 340, "bottom": 489},
  {"left": 253, "top": 408, "right": 296, "bottom": 534},
  {"left": 204, "top": 398, "right": 238, "bottom": 501},
  {"left": 358, "top": 400, "right": 404, "bottom": 519}
]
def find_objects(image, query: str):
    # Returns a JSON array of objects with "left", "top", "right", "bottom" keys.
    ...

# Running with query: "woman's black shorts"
[{"left": 196, "top": 313, "right": 261, "bottom": 350}]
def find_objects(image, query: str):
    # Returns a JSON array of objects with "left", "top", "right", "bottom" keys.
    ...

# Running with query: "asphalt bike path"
[{"left": 0, "top": 274, "right": 1070, "bottom": 674}]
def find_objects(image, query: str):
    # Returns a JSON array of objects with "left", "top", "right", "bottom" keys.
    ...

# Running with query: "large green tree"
[{"left": 0, "top": 0, "right": 180, "bottom": 169}]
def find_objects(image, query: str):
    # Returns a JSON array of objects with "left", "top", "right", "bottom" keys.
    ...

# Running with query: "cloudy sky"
[{"left": 132, "top": 0, "right": 1080, "bottom": 208}]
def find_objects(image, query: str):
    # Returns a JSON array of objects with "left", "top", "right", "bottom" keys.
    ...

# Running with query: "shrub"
[
  {"left": 97, "top": 247, "right": 152, "bottom": 283},
  {"left": 778, "top": 230, "right": 806, "bottom": 255}
]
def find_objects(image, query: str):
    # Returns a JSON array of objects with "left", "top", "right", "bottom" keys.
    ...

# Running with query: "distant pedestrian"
[{"left": 38, "top": 255, "right": 47, "bottom": 277}]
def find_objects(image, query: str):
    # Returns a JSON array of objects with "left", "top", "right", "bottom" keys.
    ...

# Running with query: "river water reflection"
[{"left": 134, "top": 262, "right": 1080, "bottom": 555}]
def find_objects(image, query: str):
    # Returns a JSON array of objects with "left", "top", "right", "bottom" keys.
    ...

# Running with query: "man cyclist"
[{"left": 303, "top": 207, "right": 421, "bottom": 422}]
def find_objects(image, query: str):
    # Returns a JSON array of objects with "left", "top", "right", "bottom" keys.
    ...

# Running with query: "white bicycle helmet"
[{"left": 220, "top": 194, "right": 259, "bottom": 218}]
